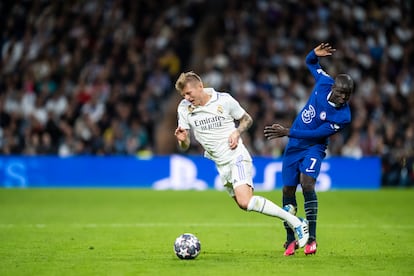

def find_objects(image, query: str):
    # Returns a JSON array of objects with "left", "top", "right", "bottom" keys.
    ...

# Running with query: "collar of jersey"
[{"left": 203, "top": 87, "right": 216, "bottom": 103}]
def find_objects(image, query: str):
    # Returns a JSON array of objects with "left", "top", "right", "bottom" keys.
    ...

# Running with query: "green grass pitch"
[{"left": 1, "top": 188, "right": 413, "bottom": 276}]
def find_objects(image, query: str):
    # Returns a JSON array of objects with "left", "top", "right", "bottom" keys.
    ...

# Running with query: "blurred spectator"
[
  {"left": 341, "top": 132, "right": 363, "bottom": 159},
  {"left": 0, "top": 0, "right": 413, "bottom": 187}
]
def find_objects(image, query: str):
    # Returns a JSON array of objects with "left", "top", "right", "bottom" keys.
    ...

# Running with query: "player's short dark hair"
[{"left": 334, "top": 74, "right": 354, "bottom": 93}]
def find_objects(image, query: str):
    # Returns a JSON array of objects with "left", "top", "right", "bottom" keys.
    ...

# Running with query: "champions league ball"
[{"left": 174, "top": 233, "right": 201, "bottom": 260}]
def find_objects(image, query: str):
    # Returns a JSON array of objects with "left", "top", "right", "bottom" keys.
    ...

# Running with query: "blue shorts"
[{"left": 282, "top": 145, "right": 326, "bottom": 187}]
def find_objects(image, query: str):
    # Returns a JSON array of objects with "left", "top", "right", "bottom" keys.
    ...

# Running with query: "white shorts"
[{"left": 216, "top": 154, "right": 254, "bottom": 197}]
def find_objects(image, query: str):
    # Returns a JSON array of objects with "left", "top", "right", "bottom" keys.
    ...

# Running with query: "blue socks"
[
  {"left": 283, "top": 196, "right": 297, "bottom": 243},
  {"left": 303, "top": 190, "right": 318, "bottom": 239},
  {"left": 283, "top": 191, "right": 318, "bottom": 242}
]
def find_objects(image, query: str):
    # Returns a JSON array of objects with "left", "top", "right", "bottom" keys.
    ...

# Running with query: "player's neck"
[{"left": 200, "top": 93, "right": 212, "bottom": 106}]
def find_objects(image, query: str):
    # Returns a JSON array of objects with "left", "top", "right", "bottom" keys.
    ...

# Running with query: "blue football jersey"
[{"left": 287, "top": 50, "right": 351, "bottom": 149}]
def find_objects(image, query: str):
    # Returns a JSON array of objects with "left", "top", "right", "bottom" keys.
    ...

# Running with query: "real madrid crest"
[
  {"left": 217, "top": 105, "right": 223, "bottom": 114},
  {"left": 188, "top": 105, "right": 195, "bottom": 113}
]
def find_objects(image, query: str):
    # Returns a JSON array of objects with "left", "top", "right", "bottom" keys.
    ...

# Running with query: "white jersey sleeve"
[
  {"left": 177, "top": 99, "right": 191, "bottom": 130},
  {"left": 227, "top": 93, "right": 246, "bottom": 121}
]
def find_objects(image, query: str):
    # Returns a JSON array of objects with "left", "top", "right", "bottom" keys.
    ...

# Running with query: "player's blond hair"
[{"left": 175, "top": 71, "right": 202, "bottom": 93}]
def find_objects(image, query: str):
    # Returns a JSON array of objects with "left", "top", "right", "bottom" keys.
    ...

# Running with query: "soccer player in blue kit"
[{"left": 264, "top": 43, "right": 354, "bottom": 256}]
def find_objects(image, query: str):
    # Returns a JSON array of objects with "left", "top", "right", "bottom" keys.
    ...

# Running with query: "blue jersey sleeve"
[
  {"left": 306, "top": 50, "right": 323, "bottom": 81},
  {"left": 289, "top": 121, "right": 343, "bottom": 139}
]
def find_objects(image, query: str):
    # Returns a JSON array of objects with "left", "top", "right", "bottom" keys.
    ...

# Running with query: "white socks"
[{"left": 247, "top": 195, "right": 301, "bottom": 228}]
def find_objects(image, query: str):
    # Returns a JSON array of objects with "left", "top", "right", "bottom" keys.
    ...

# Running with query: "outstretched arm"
[
  {"left": 264, "top": 121, "right": 341, "bottom": 140},
  {"left": 264, "top": 123, "right": 290, "bottom": 140},
  {"left": 306, "top": 42, "right": 336, "bottom": 81}
]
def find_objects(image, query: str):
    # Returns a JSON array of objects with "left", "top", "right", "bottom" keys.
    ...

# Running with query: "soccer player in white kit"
[{"left": 174, "top": 71, "right": 309, "bottom": 248}]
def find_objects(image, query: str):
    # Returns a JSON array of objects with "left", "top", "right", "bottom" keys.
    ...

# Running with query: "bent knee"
[
  {"left": 237, "top": 199, "right": 250, "bottom": 210},
  {"left": 234, "top": 184, "right": 253, "bottom": 210}
]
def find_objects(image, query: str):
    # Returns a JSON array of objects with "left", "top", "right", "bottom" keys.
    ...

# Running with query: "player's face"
[
  {"left": 330, "top": 86, "right": 351, "bottom": 107},
  {"left": 181, "top": 81, "right": 204, "bottom": 106}
]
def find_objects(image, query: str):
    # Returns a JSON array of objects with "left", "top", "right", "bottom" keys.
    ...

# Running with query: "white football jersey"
[{"left": 177, "top": 88, "right": 252, "bottom": 165}]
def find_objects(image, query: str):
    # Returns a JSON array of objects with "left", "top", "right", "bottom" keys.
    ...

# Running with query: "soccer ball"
[{"left": 174, "top": 233, "right": 201, "bottom": 260}]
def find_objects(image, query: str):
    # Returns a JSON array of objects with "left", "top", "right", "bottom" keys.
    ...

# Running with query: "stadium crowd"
[{"left": 0, "top": 0, "right": 413, "bottom": 187}]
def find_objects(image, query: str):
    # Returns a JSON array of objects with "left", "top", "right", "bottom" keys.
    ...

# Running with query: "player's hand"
[
  {"left": 174, "top": 126, "right": 188, "bottom": 142},
  {"left": 264, "top": 124, "right": 289, "bottom": 140},
  {"left": 314, "top": 42, "right": 336, "bottom": 57},
  {"left": 228, "top": 130, "right": 240, "bottom": 150}
]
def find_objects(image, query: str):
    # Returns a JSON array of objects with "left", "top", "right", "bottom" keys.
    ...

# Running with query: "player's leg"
[
  {"left": 234, "top": 183, "right": 305, "bottom": 231},
  {"left": 281, "top": 149, "right": 303, "bottom": 254},
  {"left": 229, "top": 159, "right": 296, "bottom": 221},
  {"left": 300, "top": 173, "right": 317, "bottom": 237},
  {"left": 301, "top": 173, "right": 318, "bottom": 254},
  {"left": 229, "top": 158, "right": 287, "bottom": 217},
  {"left": 282, "top": 185, "right": 298, "bottom": 254},
  {"left": 245, "top": 190, "right": 309, "bottom": 249},
  {"left": 299, "top": 152, "right": 323, "bottom": 255},
  {"left": 230, "top": 160, "right": 308, "bottom": 247}
]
